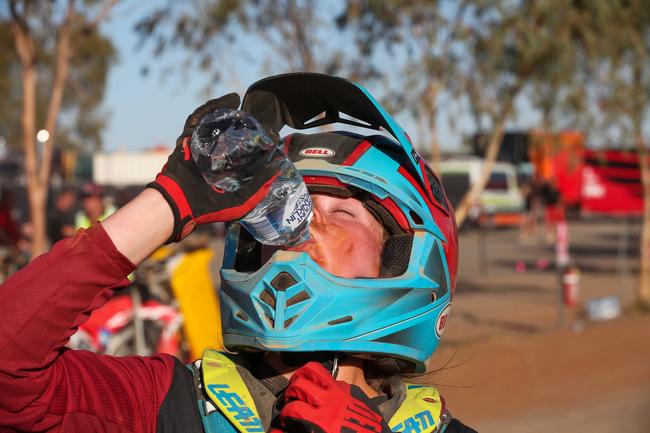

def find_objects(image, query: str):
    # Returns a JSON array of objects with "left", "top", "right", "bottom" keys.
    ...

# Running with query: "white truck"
[
  {"left": 92, "top": 149, "right": 171, "bottom": 187},
  {"left": 438, "top": 157, "right": 524, "bottom": 227}
]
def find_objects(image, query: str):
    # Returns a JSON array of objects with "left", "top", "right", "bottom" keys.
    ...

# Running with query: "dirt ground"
[{"left": 422, "top": 218, "right": 650, "bottom": 433}]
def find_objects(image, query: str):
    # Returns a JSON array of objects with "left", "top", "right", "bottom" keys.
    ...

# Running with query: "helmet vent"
[
  {"left": 409, "top": 211, "right": 423, "bottom": 225},
  {"left": 286, "top": 291, "right": 310, "bottom": 306},
  {"left": 430, "top": 291, "right": 437, "bottom": 303},
  {"left": 236, "top": 311, "right": 249, "bottom": 321},
  {"left": 265, "top": 314, "right": 275, "bottom": 328},
  {"left": 379, "top": 234, "right": 413, "bottom": 278},
  {"left": 260, "top": 289, "right": 276, "bottom": 308},
  {"left": 328, "top": 316, "right": 353, "bottom": 326},
  {"left": 284, "top": 315, "right": 298, "bottom": 328},
  {"left": 430, "top": 244, "right": 449, "bottom": 297},
  {"left": 270, "top": 272, "right": 297, "bottom": 291},
  {"left": 423, "top": 164, "right": 449, "bottom": 211}
]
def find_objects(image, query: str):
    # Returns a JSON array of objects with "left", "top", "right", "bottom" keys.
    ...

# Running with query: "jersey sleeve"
[{"left": 0, "top": 224, "right": 178, "bottom": 433}]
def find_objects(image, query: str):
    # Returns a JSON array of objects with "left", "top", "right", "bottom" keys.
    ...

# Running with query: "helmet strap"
[{"left": 331, "top": 355, "right": 340, "bottom": 379}]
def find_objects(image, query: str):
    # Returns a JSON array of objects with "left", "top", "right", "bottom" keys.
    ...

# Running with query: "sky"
[
  {"left": 101, "top": 3, "right": 213, "bottom": 151},
  {"left": 99, "top": 2, "right": 541, "bottom": 153}
]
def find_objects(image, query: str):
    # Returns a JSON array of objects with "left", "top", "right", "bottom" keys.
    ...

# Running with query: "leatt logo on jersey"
[{"left": 299, "top": 147, "right": 336, "bottom": 157}]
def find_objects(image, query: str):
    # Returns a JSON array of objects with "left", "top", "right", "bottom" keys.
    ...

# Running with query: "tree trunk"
[
  {"left": 9, "top": 0, "right": 114, "bottom": 259},
  {"left": 28, "top": 182, "right": 48, "bottom": 258},
  {"left": 454, "top": 115, "right": 508, "bottom": 226},
  {"left": 22, "top": 60, "right": 48, "bottom": 257},
  {"left": 454, "top": 82, "right": 522, "bottom": 227},
  {"left": 12, "top": 1, "right": 74, "bottom": 258},
  {"left": 636, "top": 132, "right": 650, "bottom": 309},
  {"left": 11, "top": 13, "right": 48, "bottom": 257},
  {"left": 41, "top": 15, "right": 72, "bottom": 187}
]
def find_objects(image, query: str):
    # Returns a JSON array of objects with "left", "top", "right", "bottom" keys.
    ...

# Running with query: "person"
[
  {"left": 0, "top": 188, "right": 20, "bottom": 248},
  {"left": 0, "top": 74, "right": 475, "bottom": 433},
  {"left": 540, "top": 179, "right": 564, "bottom": 244},
  {"left": 74, "top": 182, "right": 117, "bottom": 229},
  {"left": 517, "top": 179, "right": 538, "bottom": 245},
  {"left": 47, "top": 186, "right": 78, "bottom": 244}
]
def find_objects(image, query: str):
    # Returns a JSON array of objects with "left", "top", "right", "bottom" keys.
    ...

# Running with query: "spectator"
[
  {"left": 540, "top": 180, "right": 565, "bottom": 244},
  {"left": 47, "top": 186, "right": 77, "bottom": 244},
  {"left": 518, "top": 179, "right": 541, "bottom": 244},
  {"left": 0, "top": 188, "right": 21, "bottom": 248},
  {"left": 75, "top": 183, "right": 116, "bottom": 229}
]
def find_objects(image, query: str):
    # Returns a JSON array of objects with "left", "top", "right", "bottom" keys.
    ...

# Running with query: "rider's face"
[{"left": 286, "top": 193, "right": 386, "bottom": 278}]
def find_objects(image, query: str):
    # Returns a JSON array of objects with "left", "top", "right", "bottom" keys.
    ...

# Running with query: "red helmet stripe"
[
  {"left": 371, "top": 195, "right": 410, "bottom": 232},
  {"left": 282, "top": 134, "right": 294, "bottom": 156},
  {"left": 397, "top": 166, "right": 438, "bottom": 218},
  {"left": 303, "top": 175, "right": 348, "bottom": 189},
  {"left": 341, "top": 140, "right": 372, "bottom": 166}
]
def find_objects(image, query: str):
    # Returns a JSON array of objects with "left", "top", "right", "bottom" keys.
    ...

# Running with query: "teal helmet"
[{"left": 219, "top": 73, "right": 458, "bottom": 373}]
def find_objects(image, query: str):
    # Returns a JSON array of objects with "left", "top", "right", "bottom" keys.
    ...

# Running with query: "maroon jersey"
[{"left": 0, "top": 225, "right": 201, "bottom": 432}]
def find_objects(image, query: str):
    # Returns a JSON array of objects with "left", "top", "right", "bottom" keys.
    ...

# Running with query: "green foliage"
[
  {"left": 0, "top": 22, "right": 22, "bottom": 150},
  {"left": 135, "top": 0, "right": 397, "bottom": 88},
  {"left": 134, "top": 0, "right": 650, "bottom": 145},
  {"left": 586, "top": 0, "right": 650, "bottom": 137}
]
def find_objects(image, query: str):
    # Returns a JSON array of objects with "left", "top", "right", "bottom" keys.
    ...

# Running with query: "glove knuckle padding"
[
  {"left": 293, "top": 362, "right": 334, "bottom": 389},
  {"left": 286, "top": 377, "right": 325, "bottom": 407},
  {"left": 283, "top": 400, "right": 319, "bottom": 420}
]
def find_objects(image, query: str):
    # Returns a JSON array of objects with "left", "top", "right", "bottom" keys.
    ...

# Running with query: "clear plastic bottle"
[{"left": 190, "top": 108, "right": 312, "bottom": 246}]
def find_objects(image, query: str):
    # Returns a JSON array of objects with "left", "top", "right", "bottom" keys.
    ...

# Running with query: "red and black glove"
[
  {"left": 147, "top": 94, "right": 282, "bottom": 243},
  {"left": 271, "top": 362, "right": 392, "bottom": 433}
]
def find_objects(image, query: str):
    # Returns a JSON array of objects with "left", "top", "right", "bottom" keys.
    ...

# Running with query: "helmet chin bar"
[{"left": 220, "top": 227, "right": 452, "bottom": 374}]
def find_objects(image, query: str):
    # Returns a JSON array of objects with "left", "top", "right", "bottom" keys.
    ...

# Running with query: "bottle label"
[
  {"left": 244, "top": 215, "right": 281, "bottom": 241},
  {"left": 282, "top": 182, "right": 312, "bottom": 230},
  {"left": 242, "top": 181, "right": 313, "bottom": 243}
]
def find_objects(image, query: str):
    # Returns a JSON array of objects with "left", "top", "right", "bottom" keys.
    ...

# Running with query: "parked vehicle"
[
  {"left": 580, "top": 149, "right": 643, "bottom": 216},
  {"left": 439, "top": 157, "right": 524, "bottom": 227},
  {"left": 477, "top": 130, "right": 644, "bottom": 218},
  {"left": 68, "top": 238, "right": 224, "bottom": 360}
]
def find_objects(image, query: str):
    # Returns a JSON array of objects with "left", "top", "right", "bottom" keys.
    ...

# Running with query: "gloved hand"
[
  {"left": 147, "top": 94, "right": 282, "bottom": 243},
  {"left": 271, "top": 362, "right": 392, "bottom": 433}
]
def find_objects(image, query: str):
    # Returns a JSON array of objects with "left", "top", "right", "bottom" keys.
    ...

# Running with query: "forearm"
[{"left": 102, "top": 188, "right": 174, "bottom": 264}]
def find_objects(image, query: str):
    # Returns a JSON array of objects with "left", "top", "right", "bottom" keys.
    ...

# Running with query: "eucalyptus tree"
[
  {"left": 586, "top": 0, "right": 650, "bottom": 308},
  {"left": 4, "top": 0, "right": 118, "bottom": 257}
]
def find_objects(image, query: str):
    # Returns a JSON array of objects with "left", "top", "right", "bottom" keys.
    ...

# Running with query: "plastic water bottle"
[{"left": 190, "top": 108, "right": 312, "bottom": 246}]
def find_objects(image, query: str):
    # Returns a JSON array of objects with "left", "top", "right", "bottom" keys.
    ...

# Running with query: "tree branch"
[
  {"left": 454, "top": 80, "right": 523, "bottom": 226},
  {"left": 9, "top": 0, "right": 34, "bottom": 67},
  {"left": 9, "top": 0, "right": 37, "bottom": 184},
  {"left": 86, "top": 0, "right": 119, "bottom": 30},
  {"left": 39, "top": 0, "right": 75, "bottom": 184},
  {"left": 8, "top": 0, "right": 27, "bottom": 31}
]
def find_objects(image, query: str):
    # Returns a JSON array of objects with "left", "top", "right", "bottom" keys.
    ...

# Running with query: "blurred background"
[{"left": 1, "top": 1, "right": 649, "bottom": 432}]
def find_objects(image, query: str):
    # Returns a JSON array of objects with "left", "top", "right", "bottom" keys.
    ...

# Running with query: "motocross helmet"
[{"left": 219, "top": 73, "right": 458, "bottom": 373}]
